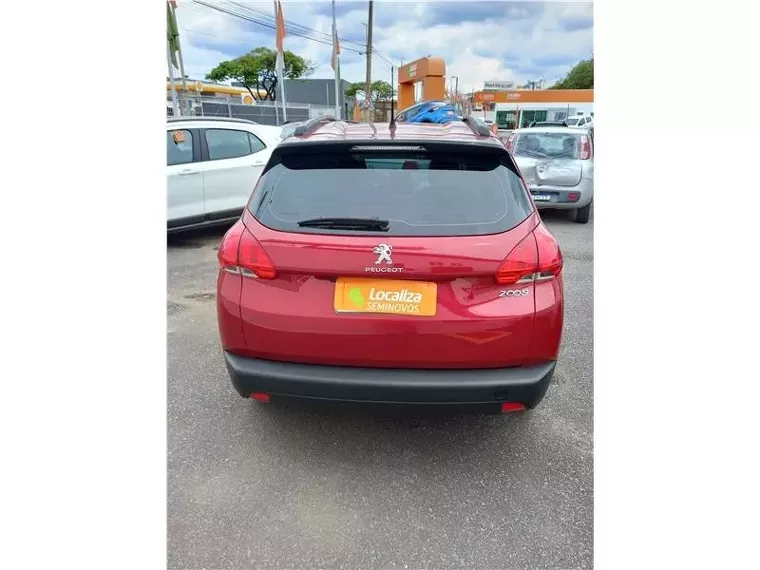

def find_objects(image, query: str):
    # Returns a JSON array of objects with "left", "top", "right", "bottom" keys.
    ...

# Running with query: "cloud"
[{"left": 173, "top": 0, "right": 593, "bottom": 90}]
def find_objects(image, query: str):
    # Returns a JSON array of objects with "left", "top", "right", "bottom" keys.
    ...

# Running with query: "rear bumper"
[
  {"left": 529, "top": 179, "right": 593, "bottom": 210},
  {"left": 224, "top": 352, "right": 556, "bottom": 411}
]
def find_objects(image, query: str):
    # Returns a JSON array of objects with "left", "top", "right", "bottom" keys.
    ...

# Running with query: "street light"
[{"left": 450, "top": 75, "right": 459, "bottom": 95}]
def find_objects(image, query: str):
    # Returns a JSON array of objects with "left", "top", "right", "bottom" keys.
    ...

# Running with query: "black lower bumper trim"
[{"left": 224, "top": 352, "right": 556, "bottom": 409}]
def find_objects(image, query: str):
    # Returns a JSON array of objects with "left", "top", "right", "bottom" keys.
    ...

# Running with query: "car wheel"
[{"left": 574, "top": 201, "right": 592, "bottom": 224}]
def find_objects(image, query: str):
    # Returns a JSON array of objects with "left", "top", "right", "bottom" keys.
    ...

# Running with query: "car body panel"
[
  {"left": 524, "top": 178, "right": 594, "bottom": 209},
  {"left": 166, "top": 127, "right": 205, "bottom": 224},
  {"left": 230, "top": 211, "right": 545, "bottom": 369},
  {"left": 200, "top": 153, "right": 266, "bottom": 217}
]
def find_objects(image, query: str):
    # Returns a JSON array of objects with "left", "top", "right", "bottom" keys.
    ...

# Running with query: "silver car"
[{"left": 506, "top": 126, "right": 594, "bottom": 223}]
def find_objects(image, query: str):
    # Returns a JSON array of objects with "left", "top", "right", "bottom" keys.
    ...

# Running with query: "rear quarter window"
[
  {"left": 205, "top": 128, "right": 254, "bottom": 160},
  {"left": 248, "top": 144, "right": 533, "bottom": 237}
]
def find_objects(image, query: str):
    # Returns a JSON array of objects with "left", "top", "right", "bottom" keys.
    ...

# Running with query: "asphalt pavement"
[{"left": 167, "top": 209, "right": 593, "bottom": 570}]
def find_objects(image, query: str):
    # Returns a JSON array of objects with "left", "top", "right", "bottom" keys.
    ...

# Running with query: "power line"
[
  {"left": 188, "top": 0, "right": 397, "bottom": 68},
  {"left": 371, "top": 49, "right": 397, "bottom": 69},
  {"left": 193, "top": 0, "right": 355, "bottom": 51},
  {"left": 227, "top": 0, "right": 368, "bottom": 51},
  {"left": 189, "top": 0, "right": 364, "bottom": 56}
]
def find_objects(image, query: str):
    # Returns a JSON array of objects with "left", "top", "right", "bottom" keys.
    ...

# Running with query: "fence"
[{"left": 166, "top": 95, "right": 341, "bottom": 125}]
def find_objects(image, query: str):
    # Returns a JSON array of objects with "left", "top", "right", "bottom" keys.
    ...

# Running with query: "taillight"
[
  {"left": 495, "top": 226, "right": 563, "bottom": 285},
  {"left": 579, "top": 134, "right": 591, "bottom": 160},
  {"left": 217, "top": 221, "right": 277, "bottom": 279},
  {"left": 506, "top": 134, "right": 516, "bottom": 153},
  {"left": 533, "top": 223, "right": 563, "bottom": 279},
  {"left": 217, "top": 221, "right": 244, "bottom": 269},
  {"left": 496, "top": 232, "right": 538, "bottom": 285}
]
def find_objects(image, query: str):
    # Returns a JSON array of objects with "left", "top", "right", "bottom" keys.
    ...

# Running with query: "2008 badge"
[{"left": 499, "top": 289, "right": 530, "bottom": 297}]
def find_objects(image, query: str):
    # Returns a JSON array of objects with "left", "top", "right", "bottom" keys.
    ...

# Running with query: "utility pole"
[
  {"left": 169, "top": 1, "right": 188, "bottom": 114},
  {"left": 365, "top": 0, "right": 374, "bottom": 122},
  {"left": 166, "top": 1, "right": 179, "bottom": 116},
  {"left": 166, "top": 41, "right": 179, "bottom": 117}
]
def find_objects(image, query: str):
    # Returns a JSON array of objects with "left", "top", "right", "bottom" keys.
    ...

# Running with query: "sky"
[{"left": 174, "top": 0, "right": 593, "bottom": 94}]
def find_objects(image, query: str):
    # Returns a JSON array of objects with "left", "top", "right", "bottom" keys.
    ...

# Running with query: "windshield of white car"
[{"left": 565, "top": 118, "right": 580, "bottom": 126}]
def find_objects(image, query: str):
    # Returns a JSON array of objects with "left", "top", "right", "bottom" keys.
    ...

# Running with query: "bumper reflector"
[
  {"left": 501, "top": 402, "right": 526, "bottom": 413},
  {"left": 250, "top": 392, "right": 270, "bottom": 403}
]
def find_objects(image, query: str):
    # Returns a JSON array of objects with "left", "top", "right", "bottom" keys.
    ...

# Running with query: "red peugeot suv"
[{"left": 216, "top": 116, "right": 564, "bottom": 414}]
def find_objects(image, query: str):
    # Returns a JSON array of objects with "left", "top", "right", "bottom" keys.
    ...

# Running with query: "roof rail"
[
  {"left": 294, "top": 115, "right": 337, "bottom": 136},
  {"left": 462, "top": 115, "right": 491, "bottom": 137},
  {"left": 167, "top": 116, "right": 259, "bottom": 125}
]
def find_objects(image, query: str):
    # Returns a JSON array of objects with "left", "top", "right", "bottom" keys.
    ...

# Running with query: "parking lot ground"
[{"left": 167, "top": 210, "right": 593, "bottom": 570}]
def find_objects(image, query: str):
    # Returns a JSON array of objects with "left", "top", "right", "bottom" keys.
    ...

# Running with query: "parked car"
[
  {"left": 216, "top": 115, "right": 564, "bottom": 414},
  {"left": 166, "top": 117, "right": 283, "bottom": 232},
  {"left": 506, "top": 126, "right": 594, "bottom": 223},
  {"left": 393, "top": 100, "right": 449, "bottom": 122},
  {"left": 565, "top": 114, "right": 593, "bottom": 130}
]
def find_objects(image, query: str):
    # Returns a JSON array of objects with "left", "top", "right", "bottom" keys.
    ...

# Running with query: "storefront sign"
[{"left": 484, "top": 80, "right": 515, "bottom": 91}]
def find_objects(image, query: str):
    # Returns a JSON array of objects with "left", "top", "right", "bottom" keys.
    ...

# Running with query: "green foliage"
[
  {"left": 205, "top": 47, "right": 316, "bottom": 100},
  {"left": 345, "top": 80, "right": 395, "bottom": 105},
  {"left": 551, "top": 57, "right": 594, "bottom": 89}
]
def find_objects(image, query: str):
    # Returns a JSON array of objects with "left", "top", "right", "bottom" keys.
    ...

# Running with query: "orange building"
[
  {"left": 474, "top": 89, "right": 594, "bottom": 129},
  {"left": 397, "top": 56, "right": 447, "bottom": 109}
]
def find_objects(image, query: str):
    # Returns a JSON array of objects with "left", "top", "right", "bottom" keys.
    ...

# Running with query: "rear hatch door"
[{"left": 238, "top": 141, "right": 540, "bottom": 369}]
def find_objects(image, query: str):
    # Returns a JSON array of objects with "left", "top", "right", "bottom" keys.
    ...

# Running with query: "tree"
[
  {"left": 345, "top": 80, "right": 395, "bottom": 106},
  {"left": 206, "top": 47, "right": 315, "bottom": 101},
  {"left": 551, "top": 57, "right": 593, "bottom": 89}
]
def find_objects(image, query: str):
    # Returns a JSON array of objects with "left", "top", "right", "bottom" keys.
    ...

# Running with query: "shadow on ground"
[{"left": 167, "top": 223, "right": 233, "bottom": 250}]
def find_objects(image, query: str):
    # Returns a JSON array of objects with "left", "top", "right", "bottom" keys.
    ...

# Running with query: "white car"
[
  {"left": 565, "top": 113, "right": 594, "bottom": 130},
  {"left": 167, "top": 117, "right": 284, "bottom": 232}
]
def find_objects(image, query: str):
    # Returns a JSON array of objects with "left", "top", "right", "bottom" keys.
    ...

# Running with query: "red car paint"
[{"left": 216, "top": 119, "right": 564, "bottom": 404}]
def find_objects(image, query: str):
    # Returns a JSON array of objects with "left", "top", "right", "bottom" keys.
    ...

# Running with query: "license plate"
[
  {"left": 334, "top": 278, "right": 437, "bottom": 317},
  {"left": 531, "top": 193, "right": 552, "bottom": 202}
]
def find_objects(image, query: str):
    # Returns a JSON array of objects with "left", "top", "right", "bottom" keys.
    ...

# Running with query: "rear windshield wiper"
[{"left": 297, "top": 217, "right": 390, "bottom": 231}]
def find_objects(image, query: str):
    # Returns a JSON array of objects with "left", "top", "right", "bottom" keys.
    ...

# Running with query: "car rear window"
[
  {"left": 248, "top": 144, "right": 533, "bottom": 237},
  {"left": 512, "top": 132, "right": 583, "bottom": 159}
]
